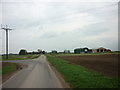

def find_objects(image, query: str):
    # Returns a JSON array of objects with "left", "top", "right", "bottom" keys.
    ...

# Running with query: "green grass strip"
[
  {"left": 2, "top": 63, "right": 17, "bottom": 75},
  {"left": 1, "top": 54, "right": 40, "bottom": 60},
  {"left": 47, "top": 55, "right": 119, "bottom": 88}
]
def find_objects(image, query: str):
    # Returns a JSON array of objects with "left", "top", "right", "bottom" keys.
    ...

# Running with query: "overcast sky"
[{"left": 0, "top": 0, "right": 119, "bottom": 54}]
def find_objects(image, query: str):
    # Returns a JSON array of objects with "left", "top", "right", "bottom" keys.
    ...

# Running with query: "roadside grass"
[
  {"left": 47, "top": 55, "right": 119, "bottom": 88},
  {"left": 54, "top": 51, "right": 120, "bottom": 56},
  {"left": 0, "top": 54, "right": 40, "bottom": 60},
  {"left": 0, "top": 62, "right": 17, "bottom": 75}
]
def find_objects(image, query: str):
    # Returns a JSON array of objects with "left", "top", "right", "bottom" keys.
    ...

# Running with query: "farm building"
[
  {"left": 74, "top": 47, "right": 91, "bottom": 54},
  {"left": 64, "top": 50, "right": 70, "bottom": 53},
  {"left": 92, "top": 47, "right": 111, "bottom": 53},
  {"left": 51, "top": 50, "right": 58, "bottom": 54}
]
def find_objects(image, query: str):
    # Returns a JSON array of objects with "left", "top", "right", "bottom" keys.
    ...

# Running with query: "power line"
[{"left": 1, "top": 25, "right": 13, "bottom": 59}]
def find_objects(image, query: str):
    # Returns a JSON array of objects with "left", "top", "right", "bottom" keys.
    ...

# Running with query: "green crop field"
[
  {"left": 0, "top": 54, "right": 40, "bottom": 60},
  {"left": 47, "top": 55, "right": 119, "bottom": 88}
]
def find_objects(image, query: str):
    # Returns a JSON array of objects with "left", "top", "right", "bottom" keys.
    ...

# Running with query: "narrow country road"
[{"left": 2, "top": 55, "right": 63, "bottom": 88}]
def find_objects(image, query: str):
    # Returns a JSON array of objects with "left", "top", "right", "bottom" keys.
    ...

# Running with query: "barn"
[
  {"left": 74, "top": 47, "right": 91, "bottom": 54},
  {"left": 92, "top": 47, "right": 111, "bottom": 53}
]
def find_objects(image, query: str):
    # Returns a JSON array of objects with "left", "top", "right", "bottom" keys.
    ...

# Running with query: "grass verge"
[
  {"left": 47, "top": 55, "right": 119, "bottom": 88},
  {"left": 1, "top": 54, "right": 40, "bottom": 60},
  {"left": 0, "top": 62, "right": 17, "bottom": 75}
]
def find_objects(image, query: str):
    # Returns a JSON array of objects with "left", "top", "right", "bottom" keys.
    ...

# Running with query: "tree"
[
  {"left": 42, "top": 51, "right": 45, "bottom": 54},
  {"left": 19, "top": 49, "right": 27, "bottom": 55},
  {"left": 38, "top": 49, "right": 42, "bottom": 54},
  {"left": 32, "top": 51, "right": 35, "bottom": 54}
]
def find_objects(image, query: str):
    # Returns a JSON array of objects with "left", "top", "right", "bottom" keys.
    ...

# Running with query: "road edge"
[
  {"left": 45, "top": 56, "right": 70, "bottom": 88},
  {"left": 2, "top": 63, "right": 27, "bottom": 87}
]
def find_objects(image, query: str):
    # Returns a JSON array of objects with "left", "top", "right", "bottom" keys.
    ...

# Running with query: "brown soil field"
[{"left": 58, "top": 54, "right": 119, "bottom": 77}]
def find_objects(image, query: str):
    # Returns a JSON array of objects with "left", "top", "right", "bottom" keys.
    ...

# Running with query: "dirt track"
[{"left": 58, "top": 54, "right": 119, "bottom": 77}]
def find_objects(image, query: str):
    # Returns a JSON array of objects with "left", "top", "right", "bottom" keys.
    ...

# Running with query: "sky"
[{"left": 0, "top": 0, "right": 119, "bottom": 54}]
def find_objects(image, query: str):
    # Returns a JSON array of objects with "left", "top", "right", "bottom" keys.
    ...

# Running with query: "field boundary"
[
  {"left": 2, "top": 63, "right": 27, "bottom": 84},
  {"left": 47, "top": 55, "right": 118, "bottom": 88},
  {"left": 46, "top": 56, "right": 70, "bottom": 88}
]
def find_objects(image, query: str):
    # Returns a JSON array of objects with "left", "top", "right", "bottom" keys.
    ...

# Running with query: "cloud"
[
  {"left": 2, "top": 0, "right": 119, "bottom": 3},
  {"left": 1, "top": 0, "right": 118, "bottom": 53}
]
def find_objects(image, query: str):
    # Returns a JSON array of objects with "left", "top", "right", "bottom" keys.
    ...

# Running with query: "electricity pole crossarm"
[{"left": 1, "top": 25, "right": 13, "bottom": 59}]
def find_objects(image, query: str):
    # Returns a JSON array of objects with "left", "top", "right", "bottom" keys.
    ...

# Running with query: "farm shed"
[
  {"left": 74, "top": 47, "right": 90, "bottom": 54},
  {"left": 64, "top": 50, "right": 70, "bottom": 53},
  {"left": 51, "top": 50, "right": 58, "bottom": 54},
  {"left": 92, "top": 47, "right": 111, "bottom": 53}
]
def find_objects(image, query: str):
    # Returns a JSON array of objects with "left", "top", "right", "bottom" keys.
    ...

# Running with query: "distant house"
[
  {"left": 92, "top": 47, "right": 111, "bottom": 53},
  {"left": 74, "top": 47, "right": 91, "bottom": 54},
  {"left": 58, "top": 52, "right": 64, "bottom": 54},
  {"left": 51, "top": 50, "right": 57, "bottom": 54},
  {"left": 64, "top": 50, "right": 70, "bottom": 54}
]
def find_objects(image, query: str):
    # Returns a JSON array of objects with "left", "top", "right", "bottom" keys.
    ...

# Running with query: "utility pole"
[{"left": 1, "top": 25, "right": 13, "bottom": 59}]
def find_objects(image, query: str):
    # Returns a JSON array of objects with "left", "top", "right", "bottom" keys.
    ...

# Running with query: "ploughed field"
[{"left": 58, "top": 54, "right": 119, "bottom": 77}]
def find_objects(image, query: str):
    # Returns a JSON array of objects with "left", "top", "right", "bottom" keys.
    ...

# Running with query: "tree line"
[{"left": 19, "top": 49, "right": 45, "bottom": 55}]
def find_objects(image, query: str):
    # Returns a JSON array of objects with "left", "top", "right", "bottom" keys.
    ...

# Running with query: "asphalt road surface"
[{"left": 2, "top": 55, "right": 63, "bottom": 88}]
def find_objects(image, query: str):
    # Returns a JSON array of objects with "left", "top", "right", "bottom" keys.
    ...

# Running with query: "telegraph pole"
[{"left": 1, "top": 25, "right": 13, "bottom": 59}]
